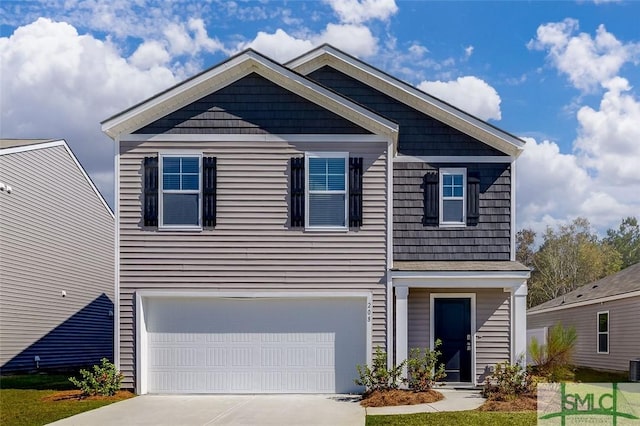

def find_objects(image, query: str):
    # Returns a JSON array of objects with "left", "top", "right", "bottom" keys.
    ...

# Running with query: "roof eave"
[
  {"left": 101, "top": 50, "right": 398, "bottom": 144},
  {"left": 287, "top": 45, "right": 525, "bottom": 158}
]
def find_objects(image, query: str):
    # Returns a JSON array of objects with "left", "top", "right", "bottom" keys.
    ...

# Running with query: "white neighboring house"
[{"left": 0, "top": 139, "right": 114, "bottom": 372}]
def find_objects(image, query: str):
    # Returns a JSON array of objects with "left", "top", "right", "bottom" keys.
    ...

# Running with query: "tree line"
[{"left": 517, "top": 217, "right": 640, "bottom": 308}]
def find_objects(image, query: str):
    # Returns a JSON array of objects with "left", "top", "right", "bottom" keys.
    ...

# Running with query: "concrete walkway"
[
  {"left": 366, "top": 388, "right": 485, "bottom": 415},
  {"left": 47, "top": 389, "right": 484, "bottom": 425},
  {"left": 47, "top": 394, "right": 365, "bottom": 426}
]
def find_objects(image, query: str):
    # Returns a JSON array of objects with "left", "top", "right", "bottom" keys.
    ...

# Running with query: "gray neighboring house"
[
  {"left": 101, "top": 45, "right": 529, "bottom": 395},
  {"left": 0, "top": 139, "right": 115, "bottom": 373},
  {"left": 528, "top": 262, "right": 640, "bottom": 372}
]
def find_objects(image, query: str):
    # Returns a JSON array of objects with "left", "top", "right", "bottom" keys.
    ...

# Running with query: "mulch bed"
[
  {"left": 41, "top": 390, "right": 134, "bottom": 402},
  {"left": 478, "top": 394, "right": 537, "bottom": 412},
  {"left": 360, "top": 389, "right": 444, "bottom": 407}
]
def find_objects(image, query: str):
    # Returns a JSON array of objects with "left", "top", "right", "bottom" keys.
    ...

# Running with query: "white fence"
[{"left": 526, "top": 327, "right": 548, "bottom": 365}]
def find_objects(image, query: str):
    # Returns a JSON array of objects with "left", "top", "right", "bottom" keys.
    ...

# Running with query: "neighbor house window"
[
  {"left": 597, "top": 311, "right": 609, "bottom": 354},
  {"left": 439, "top": 168, "right": 466, "bottom": 225},
  {"left": 160, "top": 154, "right": 201, "bottom": 228},
  {"left": 305, "top": 152, "right": 348, "bottom": 229}
]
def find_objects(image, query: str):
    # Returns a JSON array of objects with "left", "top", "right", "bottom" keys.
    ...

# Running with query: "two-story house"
[{"left": 102, "top": 45, "right": 529, "bottom": 394}]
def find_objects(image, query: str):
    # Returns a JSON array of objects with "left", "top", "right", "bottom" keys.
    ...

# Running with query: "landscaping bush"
[
  {"left": 354, "top": 346, "right": 405, "bottom": 392},
  {"left": 404, "top": 340, "right": 446, "bottom": 391},
  {"left": 482, "top": 360, "right": 534, "bottom": 401},
  {"left": 528, "top": 322, "right": 577, "bottom": 382},
  {"left": 69, "top": 358, "right": 124, "bottom": 396}
]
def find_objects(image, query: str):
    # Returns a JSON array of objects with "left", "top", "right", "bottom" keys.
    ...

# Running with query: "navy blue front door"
[{"left": 434, "top": 298, "right": 472, "bottom": 382}]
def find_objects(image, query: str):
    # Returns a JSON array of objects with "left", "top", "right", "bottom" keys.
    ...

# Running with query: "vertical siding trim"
[
  {"left": 114, "top": 136, "right": 121, "bottom": 369},
  {"left": 510, "top": 161, "right": 516, "bottom": 260}
]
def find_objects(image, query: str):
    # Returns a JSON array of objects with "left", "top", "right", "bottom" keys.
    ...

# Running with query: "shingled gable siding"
[
  {"left": 528, "top": 296, "right": 640, "bottom": 372},
  {"left": 118, "top": 139, "right": 387, "bottom": 389},
  {"left": 307, "top": 66, "right": 506, "bottom": 156},
  {"left": 407, "top": 288, "right": 510, "bottom": 383},
  {"left": 394, "top": 162, "right": 511, "bottom": 261},
  {"left": 135, "top": 73, "right": 371, "bottom": 135}
]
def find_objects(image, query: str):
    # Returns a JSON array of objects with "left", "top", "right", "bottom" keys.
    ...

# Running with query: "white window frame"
[
  {"left": 304, "top": 151, "right": 349, "bottom": 231},
  {"left": 597, "top": 310, "right": 609, "bottom": 354},
  {"left": 159, "top": 153, "right": 202, "bottom": 231},
  {"left": 439, "top": 167, "right": 466, "bottom": 227}
]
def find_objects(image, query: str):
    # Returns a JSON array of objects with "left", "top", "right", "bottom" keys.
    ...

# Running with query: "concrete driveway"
[{"left": 47, "top": 394, "right": 365, "bottom": 426}]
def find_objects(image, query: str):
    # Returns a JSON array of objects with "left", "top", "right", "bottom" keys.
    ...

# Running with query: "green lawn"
[
  {"left": 367, "top": 411, "right": 537, "bottom": 426},
  {"left": 573, "top": 366, "right": 629, "bottom": 383},
  {"left": 0, "top": 373, "right": 131, "bottom": 426}
]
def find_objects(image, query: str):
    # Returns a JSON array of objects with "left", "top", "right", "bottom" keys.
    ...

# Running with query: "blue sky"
[{"left": 1, "top": 0, "right": 639, "bottom": 235}]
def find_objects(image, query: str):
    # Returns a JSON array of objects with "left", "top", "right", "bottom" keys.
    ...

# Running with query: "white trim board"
[
  {"left": 394, "top": 155, "right": 514, "bottom": 163},
  {"left": 527, "top": 290, "right": 640, "bottom": 316},
  {"left": 119, "top": 134, "right": 390, "bottom": 143},
  {"left": 429, "top": 293, "right": 477, "bottom": 385}
]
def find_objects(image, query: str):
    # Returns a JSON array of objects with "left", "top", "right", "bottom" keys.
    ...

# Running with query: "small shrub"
[
  {"left": 69, "top": 358, "right": 124, "bottom": 396},
  {"left": 482, "top": 360, "right": 533, "bottom": 401},
  {"left": 528, "top": 322, "right": 577, "bottom": 382},
  {"left": 404, "top": 340, "right": 446, "bottom": 391},
  {"left": 354, "top": 346, "right": 405, "bottom": 392}
]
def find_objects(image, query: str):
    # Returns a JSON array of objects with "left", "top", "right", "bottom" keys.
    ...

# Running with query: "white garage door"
[{"left": 144, "top": 297, "right": 366, "bottom": 394}]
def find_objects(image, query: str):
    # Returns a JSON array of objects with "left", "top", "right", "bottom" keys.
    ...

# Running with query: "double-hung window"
[
  {"left": 440, "top": 168, "right": 466, "bottom": 225},
  {"left": 597, "top": 311, "right": 609, "bottom": 354},
  {"left": 305, "top": 152, "right": 348, "bottom": 229},
  {"left": 160, "top": 154, "right": 201, "bottom": 229}
]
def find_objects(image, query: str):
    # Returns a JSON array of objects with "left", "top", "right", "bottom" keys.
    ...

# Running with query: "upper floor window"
[
  {"left": 597, "top": 311, "right": 609, "bottom": 354},
  {"left": 439, "top": 168, "right": 466, "bottom": 226},
  {"left": 305, "top": 153, "right": 348, "bottom": 229},
  {"left": 160, "top": 154, "right": 201, "bottom": 229}
]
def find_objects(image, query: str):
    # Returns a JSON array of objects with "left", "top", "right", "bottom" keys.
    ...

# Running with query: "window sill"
[
  {"left": 304, "top": 227, "right": 349, "bottom": 233},
  {"left": 158, "top": 226, "right": 203, "bottom": 232},
  {"left": 439, "top": 223, "right": 467, "bottom": 228}
]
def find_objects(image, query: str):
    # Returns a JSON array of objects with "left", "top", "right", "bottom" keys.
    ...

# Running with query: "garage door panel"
[{"left": 144, "top": 297, "right": 365, "bottom": 393}]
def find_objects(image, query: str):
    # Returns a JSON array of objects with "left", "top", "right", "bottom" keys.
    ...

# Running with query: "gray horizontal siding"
[
  {"left": 528, "top": 296, "right": 640, "bottom": 372},
  {"left": 407, "top": 288, "right": 510, "bottom": 383},
  {"left": 307, "top": 66, "right": 506, "bottom": 156},
  {"left": 118, "top": 139, "right": 388, "bottom": 389},
  {"left": 394, "top": 162, "right": 511, "bottom": 261},
  {"left": 0, "top": 145, "right": 114, "bottom": 372},
  {"left": 135, "top": 73, "right": 370, "bottom": 135}
]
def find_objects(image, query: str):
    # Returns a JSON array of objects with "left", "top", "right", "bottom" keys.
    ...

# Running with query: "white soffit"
[
  {"left": 287, "top": 45, "right": 525, "bottom": 158},
  {"left": 101, "top": 50, "right": 398, "bottom": 143}
]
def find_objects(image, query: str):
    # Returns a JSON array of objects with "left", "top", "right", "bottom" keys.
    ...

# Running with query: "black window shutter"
[
  {"left": 467, "top": 171, "right": 480, "bottom": 226},
  {"left": 290, "top": 157, "right": 305, "bottom": 227},
  {"left": 202, "top": 157, "right": 217, "bottom": 228},
  {"left": 349, "top": 157, "right": 363, "bottom": 227},
  {"left": 423, "top": 170, "right": 439, "bottom": 226},
  {"left": 143, "top": 156, "right": 158, "bottom": 227}
]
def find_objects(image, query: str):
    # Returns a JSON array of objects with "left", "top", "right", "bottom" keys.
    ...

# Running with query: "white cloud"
[
  {"left": 417, "top": 76, "right": 502, "bottom": 121},
  {"left": 0, "top": 18, "right": 179, "bottom": 206},
  {"left": 516, "top": 134, "right": 639, "bottom": 235},
  {"left": 129, "top": 40, "right": 170, "bottom": 69},
  {"left": 575, "top": 77, "right": 640, "bottom": 184},
  {"left": 320, "top": 24, "right": 378, "bottom": 58},
  {"left": 528, "top": 19, "right": 640, "bottom": 92},
  {"left": 240, "top": 24, "right": 378, "bottom": 62},
  {"left": 464, "top": 45, "right": 474, "bottom": 59},
  {"left": 324, "top": 0, "right": 398, "bottom": 24},
  {"left": 242, "top": 29, "right": 314, "bottom": 62}
]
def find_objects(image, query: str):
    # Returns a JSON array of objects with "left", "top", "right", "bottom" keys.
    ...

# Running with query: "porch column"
[
  {"left": 395, "top": 286, "right": 409, "bottom": 370},
  {"left": 511, "top": 281, "right": 528, "bottom": 367}
]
